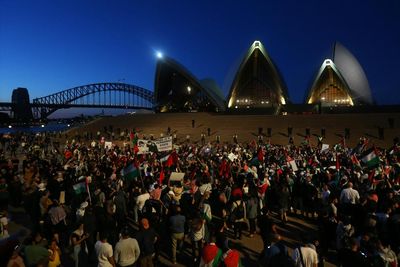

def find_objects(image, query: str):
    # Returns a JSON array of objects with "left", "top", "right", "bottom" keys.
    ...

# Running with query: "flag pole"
[
  {"left": 86, "top": 176, "right": 92, "bottom": 205},
  {"left": 136, "top": 160, "right": 145, "bottom": 191}
]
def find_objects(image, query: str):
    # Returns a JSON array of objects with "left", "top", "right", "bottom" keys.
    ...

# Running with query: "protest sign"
[
  {"left": 321, "top": 144, "right": 329, "bottom": 153},
  {"left": 137, "top": 136, "right": 173, "bottom": 154},
  {"left": 104, "top": 141, "right": 113, "bottom": 149}
]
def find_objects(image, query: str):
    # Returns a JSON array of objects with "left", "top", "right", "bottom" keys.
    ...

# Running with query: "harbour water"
[{"left": 0, "top": 122, "right": 70, "bottom": 134}]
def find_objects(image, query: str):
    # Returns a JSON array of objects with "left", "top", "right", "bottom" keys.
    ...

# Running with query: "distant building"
[
  {"left": 227, "top": 40, "right": 289, "bottom": 109},
  {"left": 11, "top": 87, "right": 33, "bottom": 121},
  {"left": 154, "top": 56, "right": 225, "bottom": 112},
  {"left": 306, "top": 42, "right": 373, "bottom": 106}
]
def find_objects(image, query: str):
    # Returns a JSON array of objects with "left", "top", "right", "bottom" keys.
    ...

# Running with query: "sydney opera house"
[
  {"left": 306, "top": 42, "right": 373, "bottom": 106},
  {"left": 154, "top": 40, "right": 374, "bottom": 113},
  {"left": 154, "top": 57, "right": 226, "bottom": 113}
]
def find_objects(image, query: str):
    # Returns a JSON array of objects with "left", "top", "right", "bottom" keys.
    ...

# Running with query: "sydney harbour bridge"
[{"left": 0, "top": 82, "right": 154, "bottom": 120}]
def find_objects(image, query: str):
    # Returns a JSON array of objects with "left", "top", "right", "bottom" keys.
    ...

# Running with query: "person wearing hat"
[
  {"left": 114, "top": 227, "right": 140, "bottom": 267},
  {"left": 135, "top": 218, "right": 158, "bottom": 267}
]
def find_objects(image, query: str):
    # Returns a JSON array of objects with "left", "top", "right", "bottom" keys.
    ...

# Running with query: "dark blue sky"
[{"left": 1, "top": 0, "right": 399, "bottom": 104}]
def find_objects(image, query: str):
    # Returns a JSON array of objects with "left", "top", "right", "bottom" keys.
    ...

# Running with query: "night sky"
[{"left": 1, "top": 0, "right": 399, "bottom": 106}]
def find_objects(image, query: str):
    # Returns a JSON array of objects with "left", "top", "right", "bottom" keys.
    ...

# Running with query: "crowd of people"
[{"left": 0, "top": 127, "right": 399, "bottom": 267}]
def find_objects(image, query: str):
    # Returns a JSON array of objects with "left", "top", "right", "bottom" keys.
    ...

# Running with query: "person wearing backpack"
[
  {"left": 259, "top": 234, "right": 295, "bottom": 267},
  {"left": 292, "top": 243, "right": 319, "bottom": 267},
  {"left": 230, "top": 195, "right": 246, "bottom": 240}
]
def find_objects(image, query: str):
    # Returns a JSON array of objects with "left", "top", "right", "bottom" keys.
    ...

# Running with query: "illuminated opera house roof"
[
  {"left": 154, "top": 56, "right": 226, "bottom": 112},
  {"left": 227, "top": 41, "right": 289, "bottom": 109},
  {"left": 306, "top": 42, "right": 373, "bottom": 106}
]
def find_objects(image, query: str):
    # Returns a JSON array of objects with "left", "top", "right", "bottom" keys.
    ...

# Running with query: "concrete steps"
[{"left": 70, "top": 112, "right": 400, "bottom": 147}]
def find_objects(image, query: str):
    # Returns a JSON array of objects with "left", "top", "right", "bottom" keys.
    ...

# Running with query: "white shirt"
[
  {"left": 292, "top": 246, "right": 318, "bottom": 267},
  {"left": 95, "top": 241, "right": 113, "bottom": 267},
  {"left": 114, "top": 238, "right": 140, "bottom": 266},
  {"left": 136, "top": 193, "right": 150, "bottom": 211},
  {"left": 340, "top": 187, "right": 360, "bottom": 204},
  {"left": 0, "top": 216, "right": 9, "bottom": 239}
]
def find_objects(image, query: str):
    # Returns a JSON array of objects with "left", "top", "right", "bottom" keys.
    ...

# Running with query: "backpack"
[
  {"left": 261, "top": 242, "right": 295, "bottom": 267},
  {"left": 143, "top": 199, "right": 162, "bottom": 223},
  {"left": 230, "top": 201, "right": 244, "bottom": 222}
]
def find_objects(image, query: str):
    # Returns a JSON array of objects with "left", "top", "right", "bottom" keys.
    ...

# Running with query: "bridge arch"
[{"left": 32, "top": 82, "right": 154, "bottom": 118}]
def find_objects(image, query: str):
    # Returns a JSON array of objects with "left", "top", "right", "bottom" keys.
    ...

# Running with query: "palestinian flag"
[
  {"left": 222, "top": 249, "right": 242, "bottom": 267},
  {"left": 250, "top": 157, "right": 260, "bottom": 167},
  {"left": 362, "top": 151, "right": 379, "bottom": 168},
  {"left": 130, "top": 132, "right": 139, "bottom": 154},
  {"left": 336, "top": 153, "right": 341, "bottom": 170},
  {"left": 200, "top": 243, "right": 222, "bottom": 267},
  {"left": 165, "top": 151, "right": 178, "bottom": 167},
  {"left": 351, "top": 154, "right": 361, "bottom": 167},
  {"left": 257, "top": 147, "right": 264, "bottom": 162},
  {"left": 73, "top": 181, "right": 87, "bottom": 195},
  {"left": 121, "top": 163, "right": 139, "bottom": 181},
  {"left": 160, "top": 154, "right": 169, "bottom": 163},
  {"left": 159, "top": 168, "right": 165, "bottom": 185}
]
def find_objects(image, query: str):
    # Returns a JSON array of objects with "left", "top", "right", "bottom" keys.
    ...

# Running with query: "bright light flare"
[{"left": 156, "top": 51, "right": 163, "bottom": 59}]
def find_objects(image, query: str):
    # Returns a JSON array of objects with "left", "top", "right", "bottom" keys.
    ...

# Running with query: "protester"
[
  {"left": 169, "top": 205, "right": 186, "bottom": 264},
  {"left": 229, "top": 192, "right": 246, "bottom": 240},
  {"left": 135, "top": 218, "right": 157, "bottom": 267},
  {"left": 70, "top": 223, "right": 89, "bottom": 267},
  {"left": 0, "top": 130, "right": 399, "bottom": 267},
  {"left": 199, "top": 234, "right": 223, "bottom": 267},
  {"left": 47, "top": 239, "right": 61, "bottom": 267},
  {"left": 95, "top": 232, "right": 115, "bottom": 267},
  {"left": 6, "top": 245, "right": 25, "bottom": 267},
  {"left": 114, "top": 227, "right": 140, "bottom": 267},
  {"left": 24, "top": 233, "right": 50, "bottom": 267},
  {"left": 292, "top": 242, "right": 319, "bottom": 267}
]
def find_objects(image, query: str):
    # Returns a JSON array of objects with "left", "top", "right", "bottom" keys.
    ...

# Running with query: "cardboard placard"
[{"left": 170, "top": 172, "right": 185, "bottom": 182}]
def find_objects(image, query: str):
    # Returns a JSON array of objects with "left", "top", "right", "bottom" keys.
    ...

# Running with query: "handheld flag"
[
  {"left": 159, "top": 168, "right": 165, "bottom": 185},
  {"left": 165, "top": 151, "right": 178, "bottom": 167},
  {"left": 73, "top": 181, "right": 87, "bottom": 195},
  {"left": 351, "top": 154, "right": 361, "bottom": 167},
  {"left": 362, "top": 151, "right": 379, "bottom": 168},
  {"left": 121, "top": 163, "right": 139, "bottom": 181}
]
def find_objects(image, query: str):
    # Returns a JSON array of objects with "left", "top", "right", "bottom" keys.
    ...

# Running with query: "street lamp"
[{"left": 187, "top": 86, "right": 191, "bottom": 93}]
